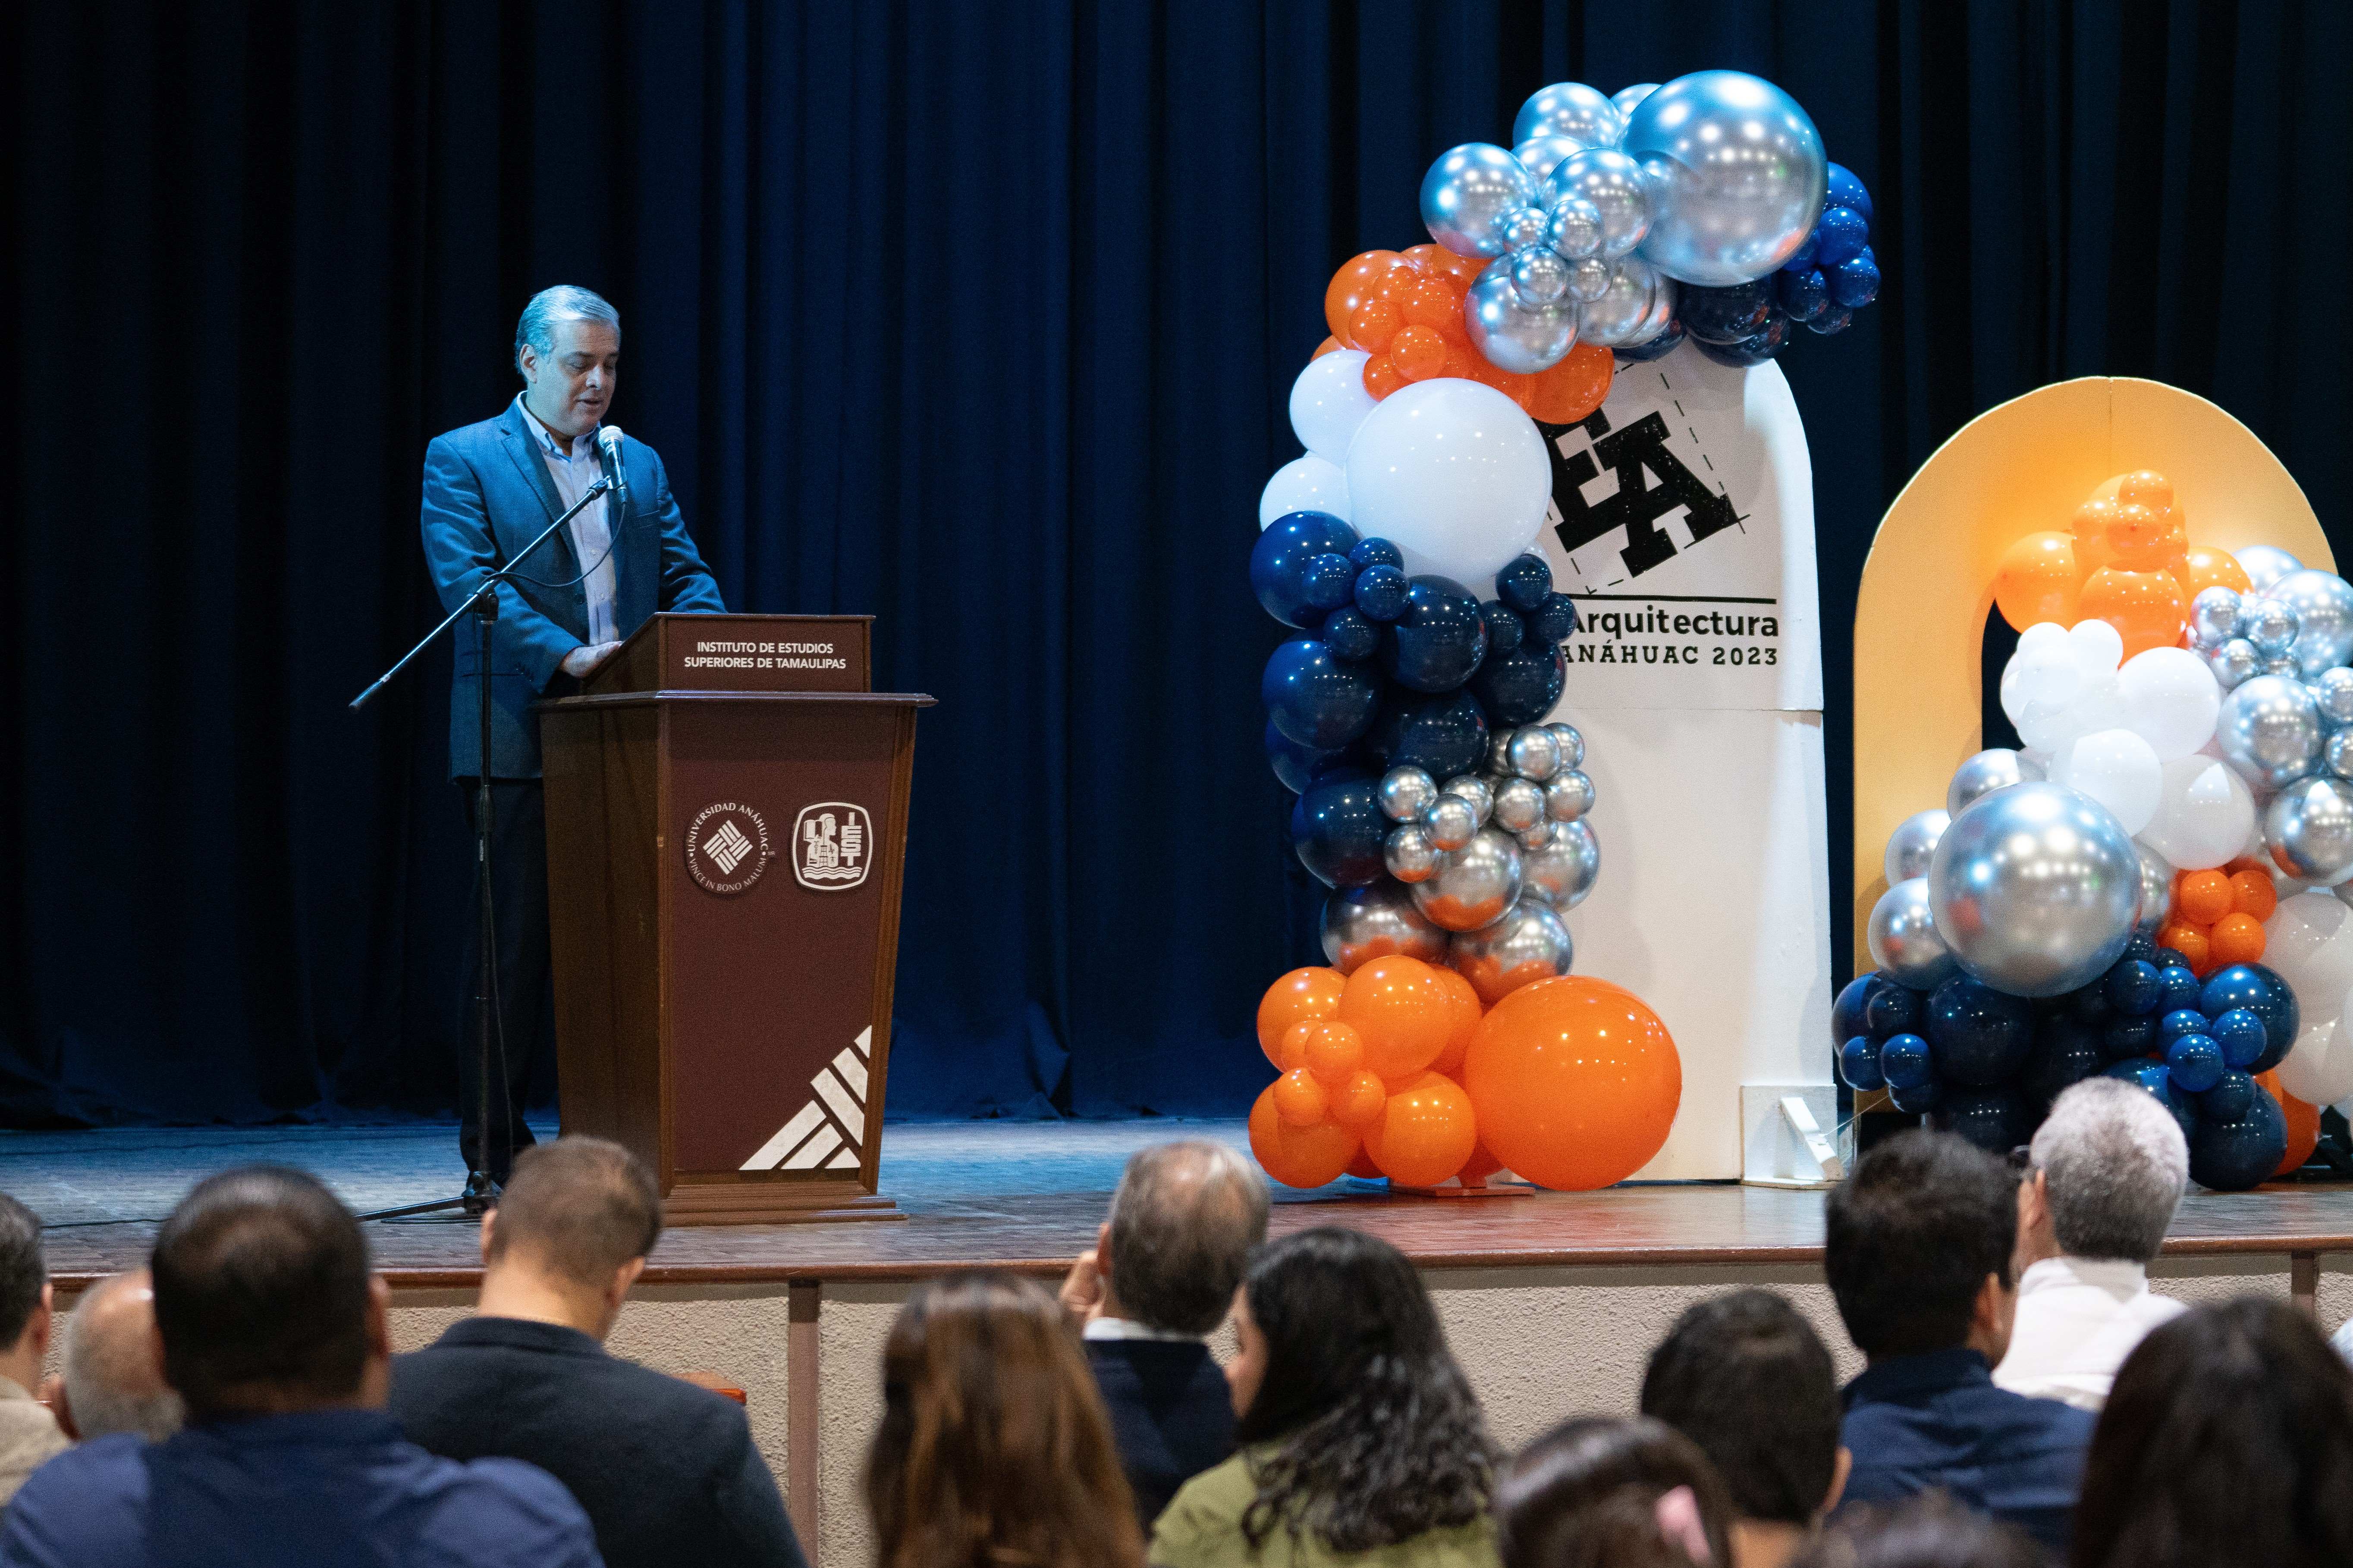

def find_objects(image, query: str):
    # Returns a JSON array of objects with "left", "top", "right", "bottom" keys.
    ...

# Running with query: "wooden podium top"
[{"left": 586, "top": 613, "right": 873, "bottom": 696}]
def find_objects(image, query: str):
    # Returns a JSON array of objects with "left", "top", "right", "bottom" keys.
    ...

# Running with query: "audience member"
[
  {"left": 1151, "top": 1226, "right": 1499, "bottom": 1568},
  {"left": 1823, "top": 1129, "right": 2094, "bottom": 1556},
  {"left": 2071, "top": 1296, "right": 2353, "bottom": 1568},
  {"left": 0, "top": 1196, "right": 65, "bottom": 1503},
  {"left": 0, "top": 1165, "right": 598, "bottom": 1568},
  {"left": 1641, "top": 1289, "right": 1849, "bottom": 1568},
  {"left": 1788, "top": 1495, "right": 2042, "bottom": 1568},
  {"left": 53, "top": 1271, "right": 182, "bottom": 1441},
  {"left": 1992, "top": 1080, "right": 2186, "bottom": 1411},
  {"left": 1057, "top": 1139, "right": 1269, "bottom": 1523},
  {"left": 1498, "top": 1415, "right": 1735, "bottom": 1568},
  {"left": 390, "top": 1137, "right": 804, "bottom": 1568}
]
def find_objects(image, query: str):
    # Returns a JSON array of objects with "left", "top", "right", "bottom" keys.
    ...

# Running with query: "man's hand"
[
  {"left": 560, "top": 640, "right": 623, "bottom": 678},
  {"left": 1058, "top": 1247, "right": 1106, "bottom": 1325}
]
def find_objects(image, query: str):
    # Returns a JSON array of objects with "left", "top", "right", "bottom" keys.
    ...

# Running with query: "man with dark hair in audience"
[
  {"left": 390, "top": 1136, "right": 807, "bottom": 1568},
  {"left": 1823, "top": 1129, "right": 2094, "bottom": 1558},
  {"left": 0, "top": 1166, "right": 597, "bottom": 1566},
  {"left": 1057, "top": 1139, "right": 1271, "bottom": 1524},
  {"left": 1641, "top": 1288, "right": 1851, "bottom": 1568},
  {"left": 0, "top": 1195, "right": 66, "bottom": 1503},
  {"left": 50, "top": 1271, "right": 183, "bottom": 1442}
]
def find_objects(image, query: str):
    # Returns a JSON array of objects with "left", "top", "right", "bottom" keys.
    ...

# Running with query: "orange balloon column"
[
  {"left": 1363, "top": 1071, "right": 1479, "bottom": 1186},
  {"left": 1247, "top": 1084, "right": 1359, "bottom": 1189},
  {"left": 1462, "top": 976, "right": 1681, "bottom": 1191}
]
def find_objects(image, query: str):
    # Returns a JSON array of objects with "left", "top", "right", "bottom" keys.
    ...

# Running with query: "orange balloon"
[
  {"left": 2178, "top": 546, "right": 2251, "bottom": 598},
  {"left": 2070, "top": 497, "right": 2119, "bottom": 580},
  {"left": 2158, "top": 921, "right": 2211, "bottom": 974},
  {"left": 2105, "top": 503, "right": 2183, "bottom": 570},
  {"left": 1397, "top": 242, "right": 1455, "bottom": 275},
  {"left": 1457, "top": 1140, "right": 1506, "bottom": 1185},
  {"left": 1324, "top": 250, "right": 1399, "bottom": 346},
  {"left": 1248, "top": 1083, "right": 1359, "bottom": 1189},
  {"left": 1349, "top": 298, "right": 1402, "bottom": 354},
  {"left": 1363, "top": 355, "right": 1405, "bottom": 400},
  {"left": 1273, "top": 1067, "right": 1329, "bottom": 1128},
  {"left": 2176, "top": 870, "right": 2233, "bottom": 926},
  {"left": 1398, "top": 276, "right": 1461, "bottom": 332},
  {"left": 1363, "top": 1070, "right": 1479, "bottom": 1186},
  {"left": 1345, "top": 1148, "right": 1385, "bottom": 1180},
  {"left": 2209, "top": 913, "right": 2266, "bottom": 969},
  {"left": 2078, "top": 565, "right": 2186, "bottom": 658},
  {"left": 1377, "top": 260, "right": 1431, "bottom": 302},
  {"left": 1523, "top": 342, "right": 1614, "bottom": 425},
  {"left": 1277, "top": 1019, "right": 1317, "bottom": 1072},
  {"left": 2228, "top": 869, "right": 2278, "bottom": 922},
  {"left": 1463, "top": 976, "right": 1681, "bottom": 1191},
  {"left": 1329, "top": 1068, "right": 1389, "bottom": 1129},
  {"left": 1340, "top": 956, "right": 1461, "bottom": 1082},
  {"left": 2260, "top": 1074, "right": 2320, "bottom": 1177},
  {"left": 1438, "top": 342, "right": 1474, "bottom": 381},
  {"left": 1495, "top": 370, "right": 1537, "bottom": 411},
  {"left": 1426, "top": 966, "right": 1484, "bottom": 1078},
  {"left": 2116, "top": 470, "right": 2175, "bottom": 513},
  {"left": 1391, "top": 325, "right": 1448, "bottom": 381},
  {"left": 1311, "top": 336, "right": 1341, "bottom": 360},
  {"left": 1426, "top": 249, "right": 1487, "bottom": 289},
  {"left": 1257, "top": 968, "right": 1345, "bottom": 1067},
  {"left": 1992, "top": 532, "right": 2082, "bottom": 630},
  {"left": 1301, "top": 1019, "right": 1367, "bottom": 1084}
]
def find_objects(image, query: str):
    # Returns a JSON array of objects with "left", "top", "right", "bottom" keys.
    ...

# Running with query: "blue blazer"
[{"left": 420, "top": 401, "right": 726, "bottom": 778}]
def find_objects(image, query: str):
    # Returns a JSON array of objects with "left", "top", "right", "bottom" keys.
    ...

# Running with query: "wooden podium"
[{"left": 537, "top": 614, "right": 930, "bottom": 1224}]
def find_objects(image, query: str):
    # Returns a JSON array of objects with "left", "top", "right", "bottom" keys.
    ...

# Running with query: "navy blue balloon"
[
  {"left": 2199, "top": 966, "right": 2270, "bottom": 1022},
  {"left": 1806, "top": 306, "right": 1853, "bottom": 336},
  {"left": 2103, "top": 1058, "right": 2171, "bottom": 1099},
  {"left": 1264, "top": 718, "right": 1357, "bottom": 794},
  {"left": 2066, "top": 983, "right": 2113, "bottom": 1025},
  {"left": 1680, "top": 280, "right": 1775, "bottom": 344},
  {"left": 1381, "top": 576, "right": 1489, "bottom": 693},
  {"left": 1887, "top": 1078, "right": 1942, "bottom": 1114},
  {"left": 1834, "top": 975, "right": 1889, "bottom": 1047},
  {"left": 2202, "top": 1069, "right": 2257, "bottom": 1123},
  {"left": 1302, "top": 552, "right": 1357, "bottom": 614},
  {"left": 1776, "top": 267, "right": 1828, "bottom": 322},
  {"left": 1291, "top": 771, "right": 1389, "bottom": 889},
  {"left": 2021, "top": 1018, "right": 2104, "bottom": 1109},
  {"left": 1321, "top": 606, "right": 1381, "bottom": 662},
  {"left": 1495, "top": 555, "right": 1554, "bottom": 614},
  {"left": 2202, "top": 965, "right": 2298, "bottom": 1071},
  {"left": 2105, "top": 960, "right": 2162, "bottom": 1017},
  {"left": 1469, "top": 642, "right": 1568, "bottom": 726},
  {"left": 1781, "top": 229, "right": 1820, "bottom": 271},
  {"left": 1826, "top": 163, "right": 1873, "bottom": 224},
  {"left": 1367, "top": 686, "right": 1490, "bottom": 781},
  {"left": 1813, "top": 206, "right": 1870, "bottom": 267},
  {"left": 2209, "top": 1007, "right": 2268, "bottom": 1069},
  {"left": 1866, "top": 984, "right": 1924, "bottom": 1040},
  {"left": 2123, "top": 931, "right": 2158, "bottom": 965},
  {"left": 1354, "top": 564, "right": 1410, "bottom": 622},
  {"left": 2165, "top": 1033, "right": 2225, "bottom": 1094},
  {"left": 1691, "top": 313, "right": 1792, "bottom": 367},
  {"left": 2103, "top": 1015, "right": 2159, "bottom": 1061},
  {"left": 2153, "top": 946, "right": 2190, "bottom": 972},
  {"left": 1350, "top": 537, "right": 1404, "bottom": 571},
  {"left": 1251, "top": 511, "right": 1360, "bottom": 627},
  {"left": 1479, "top": 600, "right": 1526, "bottom": 659},
  {"left": 1615, "top": 320, "right": 1686, "bottom": 363},
  {"left": 1927, "top": 977, "right": 2035, "bottom": 1087},
  {"left": 1840, "top": 1035, "right": 1886, "bottom": 1092},
  {"left": 1525, "top": 593, "right": 1580, "bottom": 644},
  {"left": 2243, "top": 964, "right": 2300, "bottom": 1071},
  {"left": 1263, "top": 638, "right": 1379, "bottom": 749},
  {"left": 1879, "top": 1032, "right": 1933, "bottom": 1091},
  {"left": 2163, "top": 1079, "right": 2202, "bottom": 1148},
  {"left": 2155, "top": 966, "right": 2201, "bottom": 1015},
  {"left": 2190, "top": 1088, "right": 2287, "bottom": 1192},
  {"left": 2159, "top": 1008, "right": 2208, "bottom": 1044},
  {"left": 1937, "top": 1089, "right": 2025, "bottom": 1154},
  {"left": 1827, "top": 249, "right": 1880, "bottom": 310}
]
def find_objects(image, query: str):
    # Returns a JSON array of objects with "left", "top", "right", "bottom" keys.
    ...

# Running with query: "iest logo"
[
  {"left": 793, "top": 802, "right": 873, "bottom": 892},
  {"left": 685, "top": 802, "right": 773, "bottom": 895}
]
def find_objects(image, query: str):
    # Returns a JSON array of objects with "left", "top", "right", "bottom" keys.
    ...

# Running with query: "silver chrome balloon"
[
  {"left": 1521, "top": 818, "right": 1599, "bottom": 908},
  {"left": 1492, "top": 777, "right": 1546, "bottom": 832},
  {"left": 1883, "top": 808, "right": 1951, "bottom": 886},
  {"left": 1544, "top": 769, "right": 1596, "bottom": 821},
  {"left": 1611, "top": 82, "right": 1661, "bottom": 116},
  {"left": 2314, "top": 667, "right": 2353, "bottom": 728},
  {"left": 1542, "top": 148, "right": 1653, "bottom": 260},
  {"left": 1378, "top": 765, "right": 1439, "bottom": 824},
  {"left": 1546, "top": 722, "right": 1585, "bottom": 768},
  {"left": 1384, "top": 822, "right": 1440, "bottom": 884},
  {"left": 1420, "top": 143, "right": 1542, "bottom": 258},
  {"left": 1868, "top": 875, "right": 1961, "bottom": 991},
  {"left": 1511, "top": 135, "right": 1584, "bottom": 185},
  {"left": 1572, "top": 256, "right": 1662, "bottom": 347},
  {"left": 2239, "top": 596, "right": 2300, "bottom": 658},
  {"left": 1517, "top": 822, "right": 1553, "bottom": 851},
  {"left": 1621, "top": 70, "right": 1828, "bottom": 285},
  {"left": 2265, "top": 776, "right": 2353, "bottom": 884},
  {"left": 2269, "top": 569, "right": 2353, "bottom": 675},
  {"left": 2330, "top": 729, "right": 2353, "bottom": 780},
  {"left": 2238, "top": 545, "right": 2304, "bottom": 593},
  {"left": 2267, "top": 655, "right": 2304, "bottom": 678},
  {"left": 2206, "top": 638, "right": 2263, "bottom": 690},
  {"left": 1512, "top": 81, "right": 1624, "bottom": 151},
  {"left": 2189, "top": 586, "right": 2243, "bottom": 649},
  {"left": 1411, "top": 826, "right": 1526, "bottom": 931},
  {"left": 2215, "top": 674, "right": 2324, "bottom": 792},
  {"left": 1546, "top": 197, "right": 1604, "bottom": 259},
  {"left": 1946, "top": 748, "right": 2044, "bottom": 818},
  {"left": 2136, "top": 843, "right": 2175, "bottom": 934},
  {"left": 1423, "top": 794, "right": 1478, "bottom": 853},
  {"left": 1498, "top": 204, "right": 1552, "bottom": 253},
  {"left": 1511, "top": 246, "right": 1572, "bottom": 305},
  {"left": 1506, "top": 727, "right": 1561, "bottom": 781},
  {"left": 1447, "top": 898, "right": 1574, "bottom": 1006},
  {"left": 1486, "top": 730, "right": 1518, "bottom": 775},
  {"left": 1926, "top": 782, "right": 2143, "bottom": 997},
  {"left": 1565, "top": 257, "right": 1614, "bottom": 303},
  {"left": 1465, "top": 258, "right": 1578, "bottom": 373},
  {"left": 1442, "top": 774, "right": 1494, "bottom": 822},
  {"left": 1321, "top": 882, "right": 1451, "bottom": 974}
]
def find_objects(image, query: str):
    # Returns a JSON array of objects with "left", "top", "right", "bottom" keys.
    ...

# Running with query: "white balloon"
[
  {"left": 2053, "top": 729, "right": 2162, "bottom": 835},
  {"left": 1288, "top": 351, "right": 1378, "bottom": 467},
  {"left": 2000, "top": 637, "right": 2080, "bottom": 734},
  {"left": 2118, "top": 646, "right": 2223, "bottom": 761},
  {"left": 1343, "top": 377, "right": 1550, "bottom": 584},
  {"left": 2138, "top": 753, "right": 2257, "bottom": 871},
  {"left": 2261, "top": 892, "right": 2353, "bottom": 1011},
  {"left": 2277, "top": 1007, "right": 2353, "bottom": 1106},
  {"left": 2017, "top": 621, "right": 2071, "bottom": 657},
  {"left": 2068, "top": 618, "right": 2125, "bottom": 676},
  {"left": 1258, "top": 455, "right": 1351, "bottom": 528}
]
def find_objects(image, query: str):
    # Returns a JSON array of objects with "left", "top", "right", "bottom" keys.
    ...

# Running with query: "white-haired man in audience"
[
  {"left": 1994, "top": 1077, "right": 2189, "bottom": 1410},
  {"left": 51, "top": 1271, "right": 182, "bottom": 1442}
]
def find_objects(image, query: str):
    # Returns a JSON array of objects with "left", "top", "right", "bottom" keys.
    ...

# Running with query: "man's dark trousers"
[{"left": 457, "top": 779, "right": 550, "bottom": 1182}]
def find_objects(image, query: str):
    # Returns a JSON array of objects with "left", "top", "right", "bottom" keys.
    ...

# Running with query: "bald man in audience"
[
  {"left": 0, "top": 1195, "right": 66, "bottom": 1503},
  {"left": 51, "top": 1272, "right": 182, "bottom": 1442}
]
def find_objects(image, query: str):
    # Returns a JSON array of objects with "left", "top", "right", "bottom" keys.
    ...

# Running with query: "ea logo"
[
  {"left": 793, "top": 803, "right": 873, "bottom": 891},
  {"left": 685, "top": 802, "right": 773, "bottom": 895}
]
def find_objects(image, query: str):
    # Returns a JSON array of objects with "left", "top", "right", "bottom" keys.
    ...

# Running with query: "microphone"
[{"left": 596, "top": 425, "right": 630, "bottom": 514}]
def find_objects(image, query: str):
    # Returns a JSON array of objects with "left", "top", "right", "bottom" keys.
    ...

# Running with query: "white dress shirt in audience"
[{"left": 1993, "top": 1255, "right": 2185, "bottom": 1411}]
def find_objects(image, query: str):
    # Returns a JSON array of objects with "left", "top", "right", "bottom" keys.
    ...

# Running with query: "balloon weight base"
[{"left": 1349, "top": 1176, "right": 1536, "bottom": 1199}]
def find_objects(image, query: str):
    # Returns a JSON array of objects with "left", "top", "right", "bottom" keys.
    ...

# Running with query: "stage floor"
[{"left": 14, "top": 1119, "right": 2353, "bottom": 1285}]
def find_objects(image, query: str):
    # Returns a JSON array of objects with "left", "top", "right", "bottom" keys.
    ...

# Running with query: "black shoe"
[{"left": 461, "top": 1170, "right": 503, "bottom": 1215}]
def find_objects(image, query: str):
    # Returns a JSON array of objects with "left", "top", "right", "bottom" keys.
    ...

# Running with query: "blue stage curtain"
[{"left": 3, "top": 1, "right": 2351, "bottom": 1124}]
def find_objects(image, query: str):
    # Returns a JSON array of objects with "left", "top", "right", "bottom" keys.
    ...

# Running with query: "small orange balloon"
[
  {"left": 2228, "top": 869, "right": 2278, "bottom": 922},
  {"left": 1363, "top": 355, "right": 1405, "bottom": 400},
  {"left": 2259, "top": 1074, "right": 2320, "bottom": 1177},
  {"left": 1247, "top": 1083, "right": 1359, "bottom": 1189},
  {"left": 1363, "top": 1070, "right": 1479, "bottom": 1187},
  {"left": 1301, "top": 1019, "right": 1367, "bottom": 1084},
  {"left": 1257, "top": 968, "right": 1345, "bottom": 1067},
  {"left": 1277, "top": 1019, "right": 1317, "bottom": 1072},
  {"left": 1273, "top": 1067, "right": 1329, "bottom": 1128},
  {"left": 1329, "top": 1068, "right": 1389, "bottom": 1129},
  {"left": 2070, "top": 497, "right": 2119, "bottom": 581},
  {"left": 1397, "top": 242, "right": 1455, "bottom": 275},
  {"left": 1311, "top": 336, "right": 1341, "bottom": 360},
  {"left": 1438, "top": 342, "right": 1474, "bottom": 380},
  {"left": 1523, "top": 341, "right": 1614, "bottom": 425},
  {"left": 1495, "top": 370, "right": 1536, "bottom": 411},
  {"left": 1398, "top": 276, "right": 1461, "bottom": 332},
  {"left": 1349, "top": 298, "right": 1402, "bottom": 354},
  {"left": 1992, "top": 532, "right": 2082, "bottom": 631},
  {"left": 2176, "top": 871, "right": 2234, "bottom": 926},
  {"left": 1324, "top": 250, "right": 1400, "bottom": 346},
  {"left": 1426, "top": 249, "right": 1487, "bottom": 289},
  {"left": 2116, "top": 470, "right": 2174, "bottom": 511},
  {"left": 1463, "top": 976, "right": 1681, "bottom": 1191},
  {"left": 1426, "top": 966, "right": 1484, "bottom": 1078},
  {"left": 1391, "top": 324, "right": 1448, "bottom": 381},
  {"left": 2209, "top": 912, "right": 2266, "bottom": 969},
  {"left": 2179, "top": 546, "right": 2251, "bottom": 598},
  {"left": 2078, "top": 565, "right": 2186, "bottom": 658},
  {"left": 2106, "top": 503, "right": 2185, "bottom": 571},
  {"left": 2158, "top": 921, "right": 2212, "bottom": 975},
  {"left": 1340, "top": 956, "right": 1459, "bottom": 1082}
]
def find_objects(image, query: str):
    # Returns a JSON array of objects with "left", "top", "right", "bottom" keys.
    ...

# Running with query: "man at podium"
[{"left": 420, "top": 285, "right": 725, "bottom": 1189}]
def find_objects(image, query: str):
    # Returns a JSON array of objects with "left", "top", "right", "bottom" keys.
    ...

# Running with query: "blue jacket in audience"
[
  {"left": 0, "top": 1410, "right": 598, "bottom": 1568},
  {"left": 1836, "top": 1346, "right": 2096, "bottom": 1556},
  {"left": 1086, "top": 1336, "right": 1237, "bottom": 1526}
]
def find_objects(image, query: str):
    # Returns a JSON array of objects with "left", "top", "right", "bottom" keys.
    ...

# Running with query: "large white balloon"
[
  {"left": 1344, "top": 378, "right": 1550, "bottom": 584},
  {"left": 1288, "top": 350, "right": 1378, "bottom": 467},
  {"left": 2138, "top": 753, "right": 2257, "bottom": 871},
  {"left": 2261, "top": 892, "right": 2353, "bottom": 1011},
  {"left": 2004, "top": 620, "right": 2128, "bottom": 754},
  {"left": 2052, "top": 729, "right": 2161, "bottom": 835},
  {"left": 2118, "top": 646, "right": 2223, "bottom": 761},
  {"left": 1259, "top": 455, "right": 1351, "bottom": 528},
  {"left": 2276, "top": 1007, "right": 2353, "bottom": 1106}
]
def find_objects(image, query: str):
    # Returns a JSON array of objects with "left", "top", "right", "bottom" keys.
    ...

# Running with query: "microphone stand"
[{"left": 350, "top": 477, "right": 613, "bottom": 1221}]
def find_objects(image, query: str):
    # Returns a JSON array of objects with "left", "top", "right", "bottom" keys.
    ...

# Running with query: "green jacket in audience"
[{"left": 1150, "top": 1448, "right": 1500, "bottom": 1568}]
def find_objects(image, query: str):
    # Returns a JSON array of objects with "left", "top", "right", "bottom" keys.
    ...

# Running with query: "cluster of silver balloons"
[
  {"left": 1419, "top": 71, "right": 1828, "bottom": 372},
  {"left": 2188, "top": 551, "right": 2353, "bottom": 692}
]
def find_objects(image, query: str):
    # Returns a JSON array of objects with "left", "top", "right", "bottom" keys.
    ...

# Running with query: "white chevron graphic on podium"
[{"left": 739, "top": 1027, "right": 872, "bottom": 1172}]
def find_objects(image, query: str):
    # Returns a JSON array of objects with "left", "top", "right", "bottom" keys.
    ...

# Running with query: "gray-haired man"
[
  {"left": 52, "top": 1271, "right": 183, "bottom": 1442},
  {"left": 1995, "top": 1077, "right": 2190, "bottom": 1410}
]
